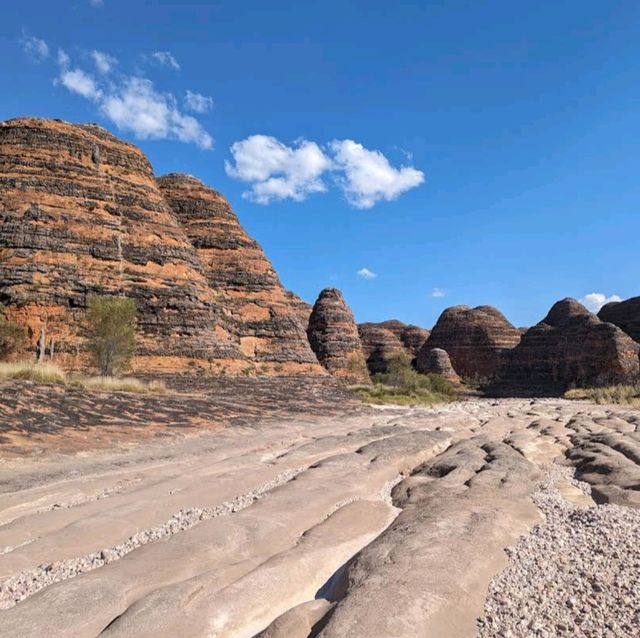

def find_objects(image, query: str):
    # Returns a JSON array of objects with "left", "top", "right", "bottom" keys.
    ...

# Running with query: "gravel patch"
[
  {"left": 0, "top": 467, "right": 304, "bottom": 609},
  {"left": 478, "top": 465, "right": 640, "bottom": 637}
]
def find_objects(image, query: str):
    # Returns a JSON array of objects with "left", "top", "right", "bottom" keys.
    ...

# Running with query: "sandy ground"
[{"left": 0, "top": 391, "right": 638, "bottom": 637}]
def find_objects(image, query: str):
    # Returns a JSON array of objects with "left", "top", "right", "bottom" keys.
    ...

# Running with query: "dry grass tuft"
[
  {"left": 564, "top": 384, "right": 640, "bottom": 407},
  {"left": 0, "top": 361, "right": 167, "bottom": 394}
]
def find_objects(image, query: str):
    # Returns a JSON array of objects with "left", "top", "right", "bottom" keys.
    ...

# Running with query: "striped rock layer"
[
  {"left": 0, "top": 118, "right": 321, "bottom": 375},
  {"left": 307, "top": 288, "right": 370, "bottom": 382},
  {"left": 416, "top": 305, "right": 521, "bottom": 381},
  {"left": 495, "top": 299, "right": 640, "bottom": 395}
]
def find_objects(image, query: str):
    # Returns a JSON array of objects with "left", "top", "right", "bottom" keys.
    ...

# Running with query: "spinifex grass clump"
[{"left": 0, "top": 361, "right": 166, "bottom": 394}]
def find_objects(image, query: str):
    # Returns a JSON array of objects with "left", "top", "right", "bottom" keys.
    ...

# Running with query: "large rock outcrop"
[
  {"left": 416, "top": 305, "right": 521, "bottom": 381},
  {"left": 598, "top": 297, "right": 640, "bottom": 344},
  {"left": 420, "top": 348, "right": 461, "bottom": 384},
  {"left": 157, "top": 174, "right": 323, "bottom": 375},
  {"left": 307, "top": 288, "right": 369, "bottom": 382},
  {"left": 357, "top": 323, "right": 406, "bottom": 374},
  {"left": 495, "top": 298, "right": 640, "bottom": 396},
  {"left": 0, "top": 118, "right": 242, "bottom": 372},
  {"left": 0, "top": 117, "right": 324, "bottom": 376}
]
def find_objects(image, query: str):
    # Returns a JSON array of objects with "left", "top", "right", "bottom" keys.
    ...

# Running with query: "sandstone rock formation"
[
  {"left": 378, "top": 320, "right": 430, "bottom": 357},
  {"left": 0, "top": 117, "right": 242, "bottom": 372},
  {"left": 598, "top": 296, "right": 640, "bottom": 343},
  {"left": 416, "top": 305, "right": 521, "bottom": 381},
  {"left": 306, "top": 288, "right": 369, "bottom": 382},
  {"left": 0, "top": 117, "right": 323, "bottom": 375},
  {"left": 357, "top": 323, "right": 407, "bottom": 374},
  {"left": 157, "top": 174, "right": 322, "bottom": 375},
  {"left": 419, "top": 348, "right": 461, "bottom": 384},
  {"left": 284, "top": 290, "right": 312, "bottom": 331},
  {"left": 495, "top": 298, "right": 640, "bottom": 395}
]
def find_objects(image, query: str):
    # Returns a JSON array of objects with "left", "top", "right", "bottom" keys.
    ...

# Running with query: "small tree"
[
  {"left": 0, "top": 315, "right": 27, "bottom": 360},
  {"left": 386, "top": 352, "right": 415, "bottom": 393},
  {"left": 346, "top": 351, "right": 370, "bottom": 382},
  {"left": 86, "top": 295, "right": 136, "bottom": 376}
]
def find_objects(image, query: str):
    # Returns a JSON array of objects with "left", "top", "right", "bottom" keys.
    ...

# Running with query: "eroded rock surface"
[
  {"left": 1, "top": 397, "right": 639, "bottom": 637},
  {"left": 378, "top": 320, "right": 431, "bottom": 358},
  {"left": 416, "top": 305, "right": 521, "bottom": 381},
  {"left": 495, "top": 299, "right": 640, "bottom": 396},
  {"left": 307, "top": 288, "right": 369, "bottom": 382}
]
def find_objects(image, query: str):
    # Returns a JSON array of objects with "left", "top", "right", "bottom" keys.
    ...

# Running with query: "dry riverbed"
[{"left": 0, "top": 394, "right": 639, "bottom": 637}]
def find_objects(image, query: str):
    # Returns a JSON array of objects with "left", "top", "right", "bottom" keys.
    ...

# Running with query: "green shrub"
[
  {"left": 86, "top": 295, "right": 136, "bottom": 376},
  {"left": 0, "top": 315, "right": 28, "bottom": 360}
]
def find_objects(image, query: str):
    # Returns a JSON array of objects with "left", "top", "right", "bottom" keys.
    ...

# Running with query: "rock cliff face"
[
  {"left": 420, "top": 348, "right": 461, "bottom": 384},
  {"left": 0, "top": 117, "right": 243, "bottom": 372},
  {"left": 357, "top": 323, "right": 406, "bottom": 374},
  {"left": 416, "top": 305, "right": 521, "bottom": 381},
  {"left": 495, "top": 299, "right": 640, "bottom": 395},
  {"left": 157, "top": 174, "right": 323, "bottom": 375},
  {"left": 0, "top": 117, "right": 322, "bottom": 375},
  {"left": 598, "top": 297, "right": 640, "bottom": 344},
  {"left": 306, "top": 288, "right": 369, "bottom": 382}
]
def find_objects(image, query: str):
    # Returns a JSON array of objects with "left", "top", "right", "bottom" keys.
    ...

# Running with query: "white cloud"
[
  {"left": 21, "top": 34, "right": 49, "bottom": 62},
  {"left": 357, "top": 267, "right": 377, "bottom": 280},
  {"left": 89, "top": 0, "right": 104, "bottom": 7},
  {"left": 185, "top": 90, "right": 214, "bottom": 113},
  {"left": 59, "top": 69, "right": 102, "bottom": 101},
  {"left": 151, "top": 51, "right": 180, "bottom": 70},
  {"left": 579, "top": 293, "right": 622, "bottom": 313},
  {"left": 330, "top": 139, "right": 424, "bottom": 209},
  {"left": 91, "top": 50, "right": 117, "bottom": 74},
  {"left": 225, "top": 135, "right": 332, "bottom": 203},
  {"left": 431, "top": 287, "right": 446, "bottom": 298},
  {"left": 57, "top": 49, "right": 70, "bottom": 67},
  {"left": 226, "top": 135, "right": 424, "bottom": 207},
  {"left": 100, "top": 77, "right": 212, "bottom": 148}
]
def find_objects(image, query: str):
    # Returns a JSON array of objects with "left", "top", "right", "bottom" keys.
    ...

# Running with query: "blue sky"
[{"left": 1, "top": 1, "right": 639, "bottom": 329}]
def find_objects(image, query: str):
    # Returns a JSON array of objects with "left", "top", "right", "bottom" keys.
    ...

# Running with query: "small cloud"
[
  {"left": 100, "top": 77, "right": 212, "bottom": 149},
  {"left": 579, "top": 292, "right": 622, "bottom": 313},
  {"left": 225, "top": 135, "right": 331, "bottom": 204},
  {"left": 357, "top": 267, "right": 377, "bottom": 280},
  {"left": 151, "top": 51, "right": 180, "bottom": 70},
  {"left": 91, "top": 50, "right": 117, "bottom": 74},
  {"left": 89, "top": 0, "right": 104, "bottom": 6},
  {"left": 57, "top": 49, "right": 70, "bottom": 67},
  {"left": 330, "top": 139, "right": 424, "bottom": 209},
  {"left": 21, "top": 34, "right": 49, "bottom": 62},
  {"left": 431, "top": 287, "right": 446, "bottom": 298},
  {"left": 185, "top": 90, "right": 214, "bottom": 114},
  {"left": 58, "top": 68, "right": 102, "bottom": 101}
]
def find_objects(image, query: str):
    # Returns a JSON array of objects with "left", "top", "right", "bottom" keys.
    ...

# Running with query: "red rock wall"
[{"left": 157, "top": 173, "right": 323, "bottom": 375}]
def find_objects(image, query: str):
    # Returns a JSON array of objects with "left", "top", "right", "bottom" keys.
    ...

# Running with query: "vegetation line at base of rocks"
[
  {"left": 0, "top": 361, "right": 167, "bottom": 395},
  {"left": 564, "top": 384, "right": 640, "bottom": 407},
  {"left": 354, "top": 352, "right": 459, "bottom": 406}
]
